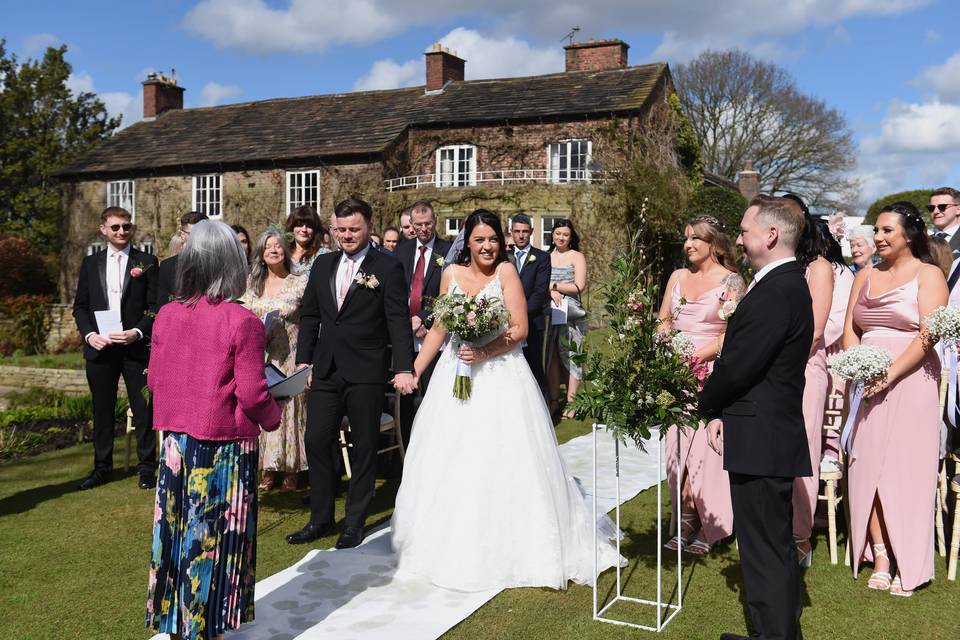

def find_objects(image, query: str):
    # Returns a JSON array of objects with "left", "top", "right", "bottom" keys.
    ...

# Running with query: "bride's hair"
[{"left": 455, "top": 209, "right": 509, "bottom": 265}]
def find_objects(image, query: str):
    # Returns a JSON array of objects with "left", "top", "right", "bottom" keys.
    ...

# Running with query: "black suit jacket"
[
  {"left": 509, "top": 246, "right": 551, "bottom": 325},
  {"left": 396, "top": 236, "right": 453, "bottom": 328},
  {"left": 698, "top": 261, "right": 814, "bottom": 478},
  {"left": 296, "top": 246, "right": 414, "bottom": 384},
  {"left": 156, "top": 255, "right": 178, "bottom": 310},
  {"left": 72, "top": 247, "right": 159, "bottom": 362}
]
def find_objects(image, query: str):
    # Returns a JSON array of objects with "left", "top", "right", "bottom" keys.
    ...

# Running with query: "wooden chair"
[
  {"left": 936, "top": 368, "right": 951, "bottom": 558},
  {"left": 124, "top": 407, "right": 164, "bottom": 472},
  {"left": 339, "top": 387, "right": 404, "bottom": 480},
  {"left": 818, "top": 391, "right": 846, "bottom": 565}
]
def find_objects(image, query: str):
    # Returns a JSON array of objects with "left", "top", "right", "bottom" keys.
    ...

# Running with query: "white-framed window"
[
  {"left": 435, "top": 145, "right": 476, "bottom": 187},
  {"left": 547, "top": 140, "right": 592, "bottom": 183},
  {"left": 86, "top": 240, "right": 106, "bottom": 256},
  {"left": 138, "top": 239, "right": 154, "bottom": 255},
  {"left": 192, "top": 174, "right": 222, "bottom": 218},
  {"left": 106, "top": 180, "right": 136, "bottom": 221},
  {"left": 286, "top": 170, "right": 320, "bottom": 213},
  {"left": 540, "top": 216, "right": 568, "bottom": 249},
  {"left": 444, "top": 217, "right": 463, "bottom": 236}
]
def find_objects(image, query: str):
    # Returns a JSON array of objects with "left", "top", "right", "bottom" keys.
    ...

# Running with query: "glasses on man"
[
  {"left": 412, "top": 222, "right": 434, "bottom": 229},
  {"left": 927, "top": 203, "right": 959, "bottom": 213},
  {"left": 108, "top": 223, "right": 133, "bottom": 232}
]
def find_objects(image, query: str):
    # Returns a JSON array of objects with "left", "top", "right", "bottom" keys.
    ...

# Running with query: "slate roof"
[{"left": 57, "top": 63, "right": 669, "bottom": 178}]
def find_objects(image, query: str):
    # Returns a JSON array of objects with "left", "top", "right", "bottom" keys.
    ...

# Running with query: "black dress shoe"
[
  {"left": 138, "top": 473, "right": 157, "bottom": 490},
  {"left": 719, "top": 633, "right": 751, "bottom": 640},
  {"left": 78, "top": 470, "right": 112, "bottom": 491},
  {"left": 336, "top": 525, "right": 364, "bottom": 549},
  {"left": 286, "top": 522, "right": 336, "bottom": 545}
]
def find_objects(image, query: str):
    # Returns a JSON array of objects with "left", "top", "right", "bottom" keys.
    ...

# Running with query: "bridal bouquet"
[
  {"left": 827, "top": 345, "right": 892, "bottom": 385},
  {"left": 925, "top": 305, "right": 960, "bottom": 347},
  {"left": 430, "top": 292, "right": 509, "bottom": 400}
]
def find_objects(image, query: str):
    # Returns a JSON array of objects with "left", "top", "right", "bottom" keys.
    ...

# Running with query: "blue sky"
[{"left": 5, "top": 0, "right": 960, "bottom": 208}]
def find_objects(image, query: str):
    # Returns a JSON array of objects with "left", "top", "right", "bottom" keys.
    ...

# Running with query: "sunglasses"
[
  {"left": 107, "top": 223, "right": 133, "bottom": 232},
  {"left": 927, "top": 203, "right": 958, "bottom": 213}
]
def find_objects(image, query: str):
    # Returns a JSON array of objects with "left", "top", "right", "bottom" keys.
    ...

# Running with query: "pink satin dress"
[
  {"left": 823, "top": 265, "right": 856, "bottom": 459},
  {"left": 792, "top": 266, "right": 832, "bottom": 541},
  {"left": 848, "top": 275, "right": 940, "bottom": 591},
  {"left": 665, "top": 282, "right": 733, "bottom": 544}
]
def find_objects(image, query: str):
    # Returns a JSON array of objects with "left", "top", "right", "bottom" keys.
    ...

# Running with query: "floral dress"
[
  {"left": 291, "top": 247, "right": 331, "bottom": 276},
  {"left": 242, "top": 274, "right": 309, "bottom": 472}
]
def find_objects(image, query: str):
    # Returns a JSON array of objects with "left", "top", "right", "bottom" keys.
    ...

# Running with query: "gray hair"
[
  {"left": 175, "top": 220, "right": 248, "bottom": 304},
  {"left": 849, "top": 225, "right": 876, "bottom": 250},
  {"left": 248, "top": 228, "right": 294, "bottom": 297}
]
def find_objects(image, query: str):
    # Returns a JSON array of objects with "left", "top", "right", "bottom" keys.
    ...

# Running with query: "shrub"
[
  {"left": 0, "top": 236, "right": 57, "bottom": 297},
  {"left": 687, "top": 186, "right": 748, "bottom": 237},
  {"left": 0, "top": 295, "right": 53, "bottom": 355},
  {"left": 50, "top": 333, "right": 83, "bottom": 354},
  {"left": 864, "top": 189, "right": 932, "bottom": 225}
]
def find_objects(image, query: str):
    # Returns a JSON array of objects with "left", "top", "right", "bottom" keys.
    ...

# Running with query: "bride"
[{"left": 391, "top": 209, "right": 620, "bottom": 592}]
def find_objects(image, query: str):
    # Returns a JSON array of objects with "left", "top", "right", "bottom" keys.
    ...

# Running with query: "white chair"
[
  {"left": 339, "top": 387, "right": 404, "bottom": 479},
  {"left": 818, "top": 391, "right": 846, "bottom": 565},
  {"left": 124, "top": 407, "right": 164, "bottom": 472}
]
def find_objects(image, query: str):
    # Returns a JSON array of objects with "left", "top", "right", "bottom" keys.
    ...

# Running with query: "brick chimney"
[
  {"left": 425, "top": 44, "right": 465, "bottom": 92},
  {"left": 738, "top": 161, "right": 760, "bottom": 201},
  {"left": 564, "top": 39, "right": 629, "bottom": 72},
  {"left": 142, "top": 72, "right": 185, "bottom": 119}
]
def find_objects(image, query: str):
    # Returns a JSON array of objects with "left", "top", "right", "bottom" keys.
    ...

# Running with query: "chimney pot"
[
  {"left": 738, "top": 161, "right": 760, "bottom": 201},
  {"left": 425, "top": 44, "right": 465, "bottom": 92},
  {"left": 142, "top": 72, "right": 185, "bottom": 119},
  {"left": 564, "top": 39, "right": 629, "bottom": 72}
]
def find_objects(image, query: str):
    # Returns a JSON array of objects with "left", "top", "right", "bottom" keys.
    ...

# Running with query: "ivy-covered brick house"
[{"left": 56, "top": 39, "right": 682, "bottom": 302}]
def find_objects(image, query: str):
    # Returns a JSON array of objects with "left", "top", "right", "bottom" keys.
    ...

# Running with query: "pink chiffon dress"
[
  {"left": 665, "top": 281, "right": 734, "bottom": 544},
  {"left": 792, "top": 266, "right": 832, "bottom": 541},
  {"left": 847, "top": 274, "right": 940, "bottom": 591}
]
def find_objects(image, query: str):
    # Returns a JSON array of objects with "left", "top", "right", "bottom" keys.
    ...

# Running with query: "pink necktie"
[{"left": 338, "top": 256, "right": 354, "bottom": 309}]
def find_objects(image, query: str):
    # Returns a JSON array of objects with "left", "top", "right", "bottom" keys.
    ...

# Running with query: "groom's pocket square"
[{"left": 724, "top": 400, "right": 757, "bottom": 416}]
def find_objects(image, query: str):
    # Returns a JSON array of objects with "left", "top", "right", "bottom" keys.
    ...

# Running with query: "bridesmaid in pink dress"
[
  {"left": 658, "top": 215, "right": 745, "bottom": 554},
  {"left": 790, "top": 210, "right": 838, "bottom": 567},
  {"left": 843, "top": 201, "right": 947, "bottom": 597}
]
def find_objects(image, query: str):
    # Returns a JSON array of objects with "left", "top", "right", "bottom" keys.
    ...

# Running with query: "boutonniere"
[
  {"left": 353, "top": 270, "right": 380, "bottom": 289},
  {"left": 130, "top": 262, "right": 152, "bottom": 278},
  {"left": 526, "top": 254, "right": 537, "bottom": 263},
  {"left": 434, "top": 255, "right": 446, "bottom": 268}
]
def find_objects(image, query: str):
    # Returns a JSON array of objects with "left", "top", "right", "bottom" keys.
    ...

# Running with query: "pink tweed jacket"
[{"left": 148, "top": 298, "right": 281, "bottom": 440}]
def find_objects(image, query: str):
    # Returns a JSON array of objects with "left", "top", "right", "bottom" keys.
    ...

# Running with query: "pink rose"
[
  {"left": 130, "top": 267, "right": 143, "bottom": 278},
  {"left": 466, "top": 311, "right": 477, "bottom": 325}
]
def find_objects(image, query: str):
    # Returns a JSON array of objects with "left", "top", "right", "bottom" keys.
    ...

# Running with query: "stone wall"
[{"left": 0, "top": 365, "right": 99, "bottom": 397}]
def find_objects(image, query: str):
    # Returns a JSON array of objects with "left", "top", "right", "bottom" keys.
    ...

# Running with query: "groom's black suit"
[
  {"left": 297, "top": 245, "right": 414, "bottom": 528},
  {"left": 699, "top": 260, "right": 813, "bottom": 640}
]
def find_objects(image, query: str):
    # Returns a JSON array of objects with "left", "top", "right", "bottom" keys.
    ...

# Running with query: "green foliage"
[
  {"left": 0, "top": 391, "right": 124, "bottom": 427},
  {"left": 4, "top": 387, "right": 64, "bottom": 409},
  {"left": 0, "top": 40, "right": 120, "bottom": 252},
  {"left": 0, "top": 350, "right": 85, "bottom": 369},
  {"left": 687, "top": 186, "right": 748, "bottom": 237},
  {"left": 570, "top": 253, "right": 702, "bottom": 449},
  {"left": 864, "top": 189, "right": 932, "bottom": 225},
  {"left": 669, "top": 93, "right": 703, "bottom": 188},
  {"left": 0, "top": 236, "right": 57, "bottom": 296},
  {"left": 0, "top": 295, "right": 53, "bottom": 355}
]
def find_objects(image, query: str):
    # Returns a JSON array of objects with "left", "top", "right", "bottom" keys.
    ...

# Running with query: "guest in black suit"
[
  {"left": 288, "top": 197, "right": 415, "bottom": 549},
  {"left": 73, "top": 207, "right": 159, "bottom": 490},
  {"left": 156, "top": 211, "right": 207, "bottom": 309},
  {"left": 699, "top": 195, "right": 813, "bottom": 640},
  {"left": 508, "top": 214, "right": 551, "bottom": 392},
  {"left": 396, "top": 200, "right": 452, "bottom": 446}
]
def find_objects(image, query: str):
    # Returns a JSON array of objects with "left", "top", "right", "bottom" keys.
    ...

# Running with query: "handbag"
[{"left": 566, "top": 295, "right": 587, "bottom": 321}]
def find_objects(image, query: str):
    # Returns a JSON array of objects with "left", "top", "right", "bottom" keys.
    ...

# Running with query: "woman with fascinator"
[
  {"left": 242, "top": 226, "right": 309, "bottom": 491},
  {"left": 843, "top": 201, "right": 947, "bottom": 596},
  {"left": 391, "top": 209, "right": 621, "bottom": 591}
]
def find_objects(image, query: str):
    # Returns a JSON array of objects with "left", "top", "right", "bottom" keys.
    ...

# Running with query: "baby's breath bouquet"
[
  {"left": 430, "top": 292, "right": 509, "bottom": 400},
  {"left": 570, "top": 255, "right": 703, "bottom": 450},
  {"left": 925, "top": 305, "right": 960, "bottom": 347},
  {"left": 827, "top": 345, "right": 892, "bottom": 386}
]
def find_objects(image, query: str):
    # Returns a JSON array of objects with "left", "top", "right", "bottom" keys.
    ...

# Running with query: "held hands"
[
  {"left": 392, "top": 372, "right": 418, "bottom": 395},
  {"left": 108, "top": 329, "right": 139, "bottom": 345},
  {"left": 706, "top": 418, "right": 723, "bottom": 456},
  {"left": 87, "top": 334, "right": 112, "bottom": 350}
]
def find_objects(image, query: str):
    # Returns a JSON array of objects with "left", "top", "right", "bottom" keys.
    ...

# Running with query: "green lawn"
[
  {"left": 1, "top": 421, "right": 956, "bottom": 639},
  {"left": 0, "top": 351, "right": 84, "bottom": 369}
]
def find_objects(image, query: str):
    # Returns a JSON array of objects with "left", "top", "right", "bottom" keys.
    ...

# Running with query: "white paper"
[
  {"left": 550, "top": 296, "right": 568, "bottom": 325},
  {"left": 94, "top": 309, "right": 123, "bottom": 335}
]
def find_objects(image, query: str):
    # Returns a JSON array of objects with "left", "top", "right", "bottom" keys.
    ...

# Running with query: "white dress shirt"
[
  {"left": 336, "top": 243, "right": 372, "bottom": 305},
  {"left": 412, "top": 237, "right": 436, "bottom": 275},
  {"left": 751, "top": 256, "right": 797, "bottom": 285}
]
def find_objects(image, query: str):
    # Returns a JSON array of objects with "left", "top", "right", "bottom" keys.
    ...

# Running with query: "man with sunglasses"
[
  {"left": 928, "top": 187, "right": 960, "bottom": 289},
  {"left": 73, "top": 206, "right": 159, "bottom": 490}
]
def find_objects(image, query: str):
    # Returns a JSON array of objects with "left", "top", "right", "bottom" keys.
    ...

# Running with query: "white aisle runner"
[{"left": 151, "top": 430, "right": 661, "bottom": 640}]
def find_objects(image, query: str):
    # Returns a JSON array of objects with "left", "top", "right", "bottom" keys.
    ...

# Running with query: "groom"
[
  {"left": 699, "top": 195, "right": 813, "bottom": 640},
  {"left": 289, "top": 197, "right": 415, "bottom": 548}
]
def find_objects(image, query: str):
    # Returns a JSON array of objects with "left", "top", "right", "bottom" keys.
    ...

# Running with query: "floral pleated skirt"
[{"left": 145, "top": 432, "right": 259, "bottom": 640}]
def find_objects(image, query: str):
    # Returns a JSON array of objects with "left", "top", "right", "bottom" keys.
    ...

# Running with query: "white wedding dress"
[{"left": 391, "top": 267, "right": 621, "bottom": 592}]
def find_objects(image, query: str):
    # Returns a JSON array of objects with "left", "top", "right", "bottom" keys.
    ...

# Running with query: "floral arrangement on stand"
[{"left": 570, "top": 254, "right": 704, "bottom": 450}]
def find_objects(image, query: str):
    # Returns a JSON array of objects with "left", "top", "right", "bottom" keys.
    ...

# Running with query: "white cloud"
[
  {"left": 925, "top": 29, "right": 941, "bottom": 44},
  {"left": 181, "top": 0, "right": 930, "bottom": 62},
  {"left": 354, "top": 59, "right": 421, "bottom": 91},
  {"left": 22, "top": 33, "right": 61, "bottom": 56},
  {"left": 916, "top": 51, "right": 960, "bottom": 103},
  {"left": 354, "top": 28, "right": 564, "bottom": 91},
  {"left": 66, "top": 70, "right": 141, "bottom": 129},
  {"left": 200, "top": 81, "right": 242, "bottom": 106},
  {"left": 66, "top": 72, "right": 95, "bottom": 95}
]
